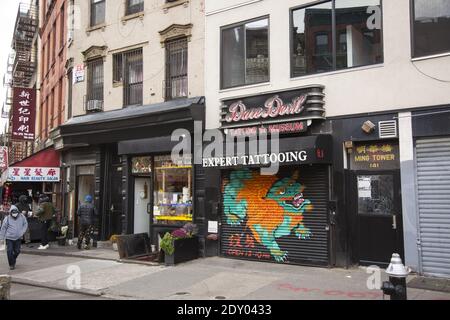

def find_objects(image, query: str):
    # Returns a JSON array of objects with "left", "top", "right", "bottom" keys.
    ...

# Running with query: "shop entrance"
[
  {"left": 75, "top": 165, "right": 95, "bottom": 237},
  {"left": 349, "top": 141, "right": 404, "bottom": 266},
  {"left": 133, "top": 178, "right": 151, "bottom": 235},
  {"left": 353, "top": 172, "right": 404, "bottom": 266}
]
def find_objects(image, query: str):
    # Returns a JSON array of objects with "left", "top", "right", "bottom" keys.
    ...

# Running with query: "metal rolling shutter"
[
  {"left": 220, "top": 165, "right": 329, "bottom": 266},
  {"left": 416, "top": 137, "right": 450, "bottom": 277}
]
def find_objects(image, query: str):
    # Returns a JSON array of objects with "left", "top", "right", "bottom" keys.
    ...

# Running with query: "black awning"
[
  {"left": 118, "top": 136, "right": 180, "bottom": 155},
  {"left": 202, "top": 134, "right": 333, "bottom": 168},
  {"left": 53, "top": 97, "right": 205, "bottom": 149}
]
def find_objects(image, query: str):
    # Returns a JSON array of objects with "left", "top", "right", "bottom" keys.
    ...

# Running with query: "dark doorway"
[
  {"left": 75, "top": 172, "right": 95, "bottom": 237},
  {"left": 352, "top": 171, "right": 404, "bottom": 266},
  {"left": 109, "top": 163, "right": 123, "bottom": 238}
]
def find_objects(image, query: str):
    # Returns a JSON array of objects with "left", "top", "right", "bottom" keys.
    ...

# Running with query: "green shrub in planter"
[{"left": 160, "top": 223, "right": 199, "bottom": 266}]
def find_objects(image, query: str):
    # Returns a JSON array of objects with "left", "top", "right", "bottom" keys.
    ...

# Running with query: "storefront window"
[
  {"left": 153, "top": 155, "right": 192, "bottom": 225},
  {"left": 132, "top": 156, "right": 152, "bottom": 174}
]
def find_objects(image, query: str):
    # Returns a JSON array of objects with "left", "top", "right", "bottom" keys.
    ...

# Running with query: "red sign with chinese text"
[{"left": 12, "top": 87, "right": 36, "bottom": 141}]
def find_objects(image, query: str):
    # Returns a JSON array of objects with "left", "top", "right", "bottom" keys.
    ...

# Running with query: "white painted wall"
[
  {"left": 204, "top": 0, "right": 450, "bottom": 130},
  {"left": 67, "top": 0, "right": 205, "bottom": 118}
]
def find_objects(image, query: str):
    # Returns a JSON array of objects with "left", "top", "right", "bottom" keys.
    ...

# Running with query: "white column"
[{"left": 398, "top": 112, "right": 419, "bottom": 272}]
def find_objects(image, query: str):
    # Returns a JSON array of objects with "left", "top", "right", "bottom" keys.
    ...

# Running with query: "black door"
[
  {"left": 353, "top": 171, "right": 404, "bottom": 266},
  {"left": 108, "top": 163, "right": 123, "bottom": 237}
]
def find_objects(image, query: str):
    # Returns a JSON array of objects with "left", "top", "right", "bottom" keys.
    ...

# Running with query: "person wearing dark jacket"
[
  {"left": 0, "top": 205, "right": 28, "bottom": 270},
  {"left": 36, "top": 194, "right": 56, "bottom": 250},
  {"left": 77, "top": 195, "right": 97, "bottom": 250},
  {"left": 15, "top": 195, "right": 31, "bottom": 244}
]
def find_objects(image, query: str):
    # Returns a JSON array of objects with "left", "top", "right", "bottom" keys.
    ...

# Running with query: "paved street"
[{"left": 1, "top": 252, "right": 450, "bottom": 300}]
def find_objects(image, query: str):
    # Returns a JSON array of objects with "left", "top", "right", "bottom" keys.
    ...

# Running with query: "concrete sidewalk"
[
  {"left": 21, "top": 242, "right": 121, "bottom": 262},
  {"left": 20, "top": 241, "right": 162, "bottom": 266},
  {"left": 2, "top": 253, "right": 450, "bottom": 300}
]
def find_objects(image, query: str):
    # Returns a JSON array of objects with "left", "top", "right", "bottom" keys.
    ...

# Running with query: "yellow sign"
[{"left": 352, "top": 142, "right": 399, "bottom": 170}]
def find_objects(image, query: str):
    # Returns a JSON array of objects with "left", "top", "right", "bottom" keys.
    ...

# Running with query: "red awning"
[{"left": 11, "top": 147, "right": 60, "bottom": 168}]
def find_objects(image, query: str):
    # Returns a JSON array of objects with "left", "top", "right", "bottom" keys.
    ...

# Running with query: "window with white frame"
[
  {"left": 90, "top": 0, "right": 105, "bottom": 27},
  {"left": 291, "top": 0, "right": 383, "bottom": 77},
  {"left": 126, "top": 0, "right": 144, "bottom": 15},
  {"left": 412, "top": 0, "right": 450, "bottom": 58},
  {"left": 221, "top": 17, "right": 269, "bottom": 89}
]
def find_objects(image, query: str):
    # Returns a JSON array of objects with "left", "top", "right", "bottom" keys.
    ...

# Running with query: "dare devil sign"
[{"left": 220, "top": 86, "right": 326, "bottom": 136}]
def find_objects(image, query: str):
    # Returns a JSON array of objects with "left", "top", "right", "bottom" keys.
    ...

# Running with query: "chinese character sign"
[
  {"left": 12, "top": 87, "right": 36, "bottom": 141},
  {"left": 0, "top": 146, "right": 8, "bottom": 170},
  {"left": 7, "top": 167, "right": 60, "bottom": 182},
  {"left": 73, "top": 64, "right": 85, "bottom": 84}
]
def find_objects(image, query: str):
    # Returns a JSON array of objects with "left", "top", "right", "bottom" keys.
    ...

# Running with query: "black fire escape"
[{"left": 3, "top": 3, "right": 38, "bottom": 165}]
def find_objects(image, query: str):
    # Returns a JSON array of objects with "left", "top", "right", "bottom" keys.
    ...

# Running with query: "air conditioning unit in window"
[{"left": 86, "top": 100, "right": 103, "bottom": 112}]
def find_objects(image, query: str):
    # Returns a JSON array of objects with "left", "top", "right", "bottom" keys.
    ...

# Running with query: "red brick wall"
[{"left": 39, "top": 0, "right": 67, "bottom": 142}]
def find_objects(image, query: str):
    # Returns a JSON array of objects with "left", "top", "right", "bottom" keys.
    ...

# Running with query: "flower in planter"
[
  {"left": 161, "top": 223, "right": 199, "bottom": 257},
  {"left": 171, "top": 228, "right": 188, "bottom": 239},
  {"left": 183, "top": 223, "right": 198, "bottom": 237}
]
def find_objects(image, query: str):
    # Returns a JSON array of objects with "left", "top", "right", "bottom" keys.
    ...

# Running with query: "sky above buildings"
[{"left": 0, "top": 0, "right": 22, "bottom": 135}]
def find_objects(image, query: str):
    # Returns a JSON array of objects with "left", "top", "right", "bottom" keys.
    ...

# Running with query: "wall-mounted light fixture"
[{"left": 361, "top": 120, "right": 376, "bottom": 134}]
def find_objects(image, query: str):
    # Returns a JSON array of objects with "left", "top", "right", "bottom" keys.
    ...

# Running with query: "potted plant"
[
  {"left": 110, "top": 235, "right": 119, "bottom": 251},
  {"left": 160, "top": 223, "right": 199, "bottom": 266}
]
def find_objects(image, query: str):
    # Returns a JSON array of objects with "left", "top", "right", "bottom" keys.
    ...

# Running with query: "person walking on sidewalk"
[
  {"left": 15, "top": 195, "right": 31, "bottom": 244},
  {"left": 0, "top": 205, "right": 28, "bottom": 270},
  {"left": 36, "top": 194, "right": 55, "bottom": 250},
  {"left": 77, "top": 195, "right": 97, "bottom": 250}
]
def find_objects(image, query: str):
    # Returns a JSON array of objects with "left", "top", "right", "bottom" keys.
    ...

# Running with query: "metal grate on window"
[
  {"left": 126, "top": 0, "right": 144, "bottom": 16},
  {"left": 164, "top": 38, "right": 188, "bottom": 101},
  {"left": 123, "top": 48, "right": 143, "bottom": 106},
  {"left": 113, "top": 53, "right": 123, "bottom": 83},
  {"left": 85, "top": 58, "right": 104, "bottom": 112}
]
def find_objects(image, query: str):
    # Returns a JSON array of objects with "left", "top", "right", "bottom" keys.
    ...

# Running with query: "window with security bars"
[
  {"left": 86, "top": 59, "right": 104, "bottom": 112},
  {"left": 113, "top": 48, "right": 143, "bottom": 107},
  {"left": 126, "top": 0, "right": 144, "bottom": 15},
  {"left": 90, "top": 0, "right": 105, "bottom": 27},
  {"left": 165, "top": 38, "right": 188, "bottom": 101}
]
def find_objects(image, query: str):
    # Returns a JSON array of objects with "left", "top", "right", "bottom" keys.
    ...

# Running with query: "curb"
[{"left": 11, "top": 278, "right": 105, "bottom": 298}]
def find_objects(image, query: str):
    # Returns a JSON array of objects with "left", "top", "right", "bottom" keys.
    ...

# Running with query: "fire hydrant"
[{"left": 381, "top": 253, "right": 410, "bottom": 300}]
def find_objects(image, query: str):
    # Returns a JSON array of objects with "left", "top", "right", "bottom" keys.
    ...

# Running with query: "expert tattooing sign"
[{"left": 202, "top": 151, "right": 308, "bottom": 168}]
